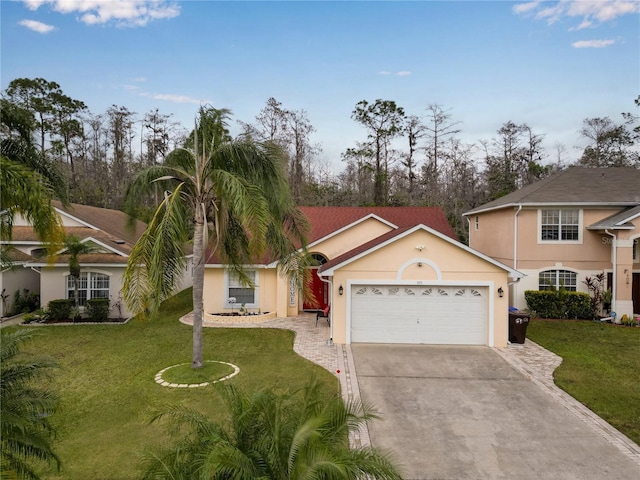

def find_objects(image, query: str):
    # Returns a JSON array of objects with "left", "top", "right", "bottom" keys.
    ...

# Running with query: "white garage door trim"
[{"left": 346, "top": 280, "right": 495, "bottom": 347}]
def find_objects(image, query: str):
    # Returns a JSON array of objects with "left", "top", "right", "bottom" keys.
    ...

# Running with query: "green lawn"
[
  {"left": 10, "top": 289, "right": 338, "bottom": 480},
  {"left": 526, "top": 319, "right": 640, "bottom": 445}
]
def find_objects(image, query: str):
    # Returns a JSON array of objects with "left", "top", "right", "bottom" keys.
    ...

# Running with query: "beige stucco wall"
[
  {"left": 0, "top": 268, "right": 41, "bottom": 316},
  {"left": 309, "top": 217, "right": 394, "bottom": 260},
  {"left": 327, "top": 229, "right": 510, "bottom": 347},
  {"left": 39, "top": 265, "right": 133, "bottom": 318},
  {"left": 203, "top": 267, "right": 281, "bottom": 316}
]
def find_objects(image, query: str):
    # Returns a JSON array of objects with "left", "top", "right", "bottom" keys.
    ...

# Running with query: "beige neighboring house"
[
  {"left": 464, "top": 167, "right": 640, "bottom": 320},
  {"left": 203, "top": 206, "right": 522, "bottom": 347},
  {"left": 1, "top": 202, "right": 193, "bottom": 319}
]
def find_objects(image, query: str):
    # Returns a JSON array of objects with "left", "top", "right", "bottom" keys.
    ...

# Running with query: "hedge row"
[{"left": 524, "top": 290, "right": 593, "bottom": 320}]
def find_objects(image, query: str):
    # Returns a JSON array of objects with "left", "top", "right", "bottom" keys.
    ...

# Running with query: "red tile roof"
[
  {"left": 299, "top": 206, "right": 457, "bottom": 243},
  {"left": 205, "top": 206, "right": 457, "bottom": 265}
]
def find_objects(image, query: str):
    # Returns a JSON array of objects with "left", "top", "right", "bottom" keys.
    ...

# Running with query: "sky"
[{"left": 1, "top": 0, "right": 638, "bottom": 173}]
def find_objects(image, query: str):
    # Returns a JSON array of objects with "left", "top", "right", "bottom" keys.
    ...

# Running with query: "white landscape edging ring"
[{"left": 155, "top": 360, "right": 240, "bottom": 388}]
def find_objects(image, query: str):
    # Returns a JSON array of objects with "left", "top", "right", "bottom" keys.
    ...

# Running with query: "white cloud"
[
  {"left": 377, "top": 71, "right": 392, "bottom": 76},
  {"left": 572, "top": 39, "right": 616, "bottom": 48},
  {"left": 142, "top": 92, "right": 210, "bottom": 105},
  {"left": 133, "top": 77, "right": 147, "bottom": 83},
  {"left": 18, "top": 19, "right": 56, "bottom": 33},
  {"left": 396, "top": 71, "right": 411, "bottom": 76},
  {"left": 512, "top": 1, "right": 541, "bottom": 15},
  {"left": 21, "top": 0, "right": 180, "bottom": 27},
  {"left": 514, "top": 0, "right": 639, "bottom": 28}
]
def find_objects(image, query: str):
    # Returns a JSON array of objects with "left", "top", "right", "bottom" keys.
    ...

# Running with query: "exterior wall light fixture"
[
  {"left": 497, "top": 287, "right": 504, "bottom": 298},
  {"left": 338, "top": 285, "right": 344, "bottom": 296}
]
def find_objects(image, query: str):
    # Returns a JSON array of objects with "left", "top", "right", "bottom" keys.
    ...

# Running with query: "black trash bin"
[{"left": 508, "top": 310, "right": 530, "bottom": 344}]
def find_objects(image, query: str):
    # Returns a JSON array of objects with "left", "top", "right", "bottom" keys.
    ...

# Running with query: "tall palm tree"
[
  {"left": 124, "top": 106, "right": 310, "bottom": 368},
  {"left": 0, "top": 329, "right": 61, "bottom": 480},
  {"left": 62, "top": 235, "right": 96, "bottom": 309},
  {"left": 142, "top": 381, "right": 403, "bottom": 479}
]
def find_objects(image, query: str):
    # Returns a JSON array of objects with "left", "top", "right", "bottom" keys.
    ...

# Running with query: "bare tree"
[{"left": 422, "top": 105, "right": 461, "bottom": 205}]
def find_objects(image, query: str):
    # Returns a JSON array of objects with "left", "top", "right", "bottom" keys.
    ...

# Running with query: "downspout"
[
  {"left": 605, "top": 229, "right": 616, "bottom": 315},
  {"left": 318, "top": 271, "right": 333, "bottom": 344},
  {"left": 513, "top": 205, "right": 523, "bottom": 307}
]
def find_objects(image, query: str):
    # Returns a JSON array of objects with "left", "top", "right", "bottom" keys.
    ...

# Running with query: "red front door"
[{"left": 303, "top": 268, "right": 328, "bottom": 310}]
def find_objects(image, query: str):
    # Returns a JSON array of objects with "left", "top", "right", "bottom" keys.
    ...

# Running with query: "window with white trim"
[
  {"left": 66, "top": 272, "right": 110, "bottom": 306},
  {"left": 633, "top": 239, "right": 638, "bottom": 261},
  {"left": 227, "top": 270, "right": 257, "bottom": 306},
  {"left": 538, "top": 270, "right": 577, "bottom": 291},
  {"left": 474, "top": 215, "right": 479, "bottom": 231},
  {"left": 541, "top": 209, "right": 579, "bottom": 241}
]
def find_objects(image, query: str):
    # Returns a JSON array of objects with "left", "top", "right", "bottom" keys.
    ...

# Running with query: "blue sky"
[{"left": 2, "top": 0, "right": 638, "bottom": 171}]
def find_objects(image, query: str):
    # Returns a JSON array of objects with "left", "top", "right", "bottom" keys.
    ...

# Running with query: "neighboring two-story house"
[{"left": 464, "top": 167, "right": 640, "bottom": 319}]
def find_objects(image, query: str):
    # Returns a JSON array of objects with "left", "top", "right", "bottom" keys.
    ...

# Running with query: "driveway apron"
[{"left": 352, "top": 344, "right": 640, "bottom": 480}]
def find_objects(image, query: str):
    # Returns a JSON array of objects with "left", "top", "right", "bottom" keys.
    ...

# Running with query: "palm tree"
[
  {"left": 124, "top": 106, "right": 310, "bottom": 368},
  {"left": 62, "top": 235, "right": 96, "bottom": 309},
  {"left": 0, "top": 329, "right": 61, "bottom": 479},
  {"left": 0, "top": 156, "right": 64, "bottom": 269},
  {"left": 142, "top": 381, "right": 403, "bottom": 479}
]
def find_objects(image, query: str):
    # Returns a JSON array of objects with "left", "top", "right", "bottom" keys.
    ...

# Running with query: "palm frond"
[{"left": 0, "top": 156, "right": 64, "bottom": 259}]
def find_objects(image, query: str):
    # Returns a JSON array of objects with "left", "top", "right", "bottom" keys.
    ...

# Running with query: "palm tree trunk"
[
  {"left": 73, "top": 276, "right": 79, "bottom": 308},
  {"left": 191, "top": 216, "right": 205, "bottom": 369}
]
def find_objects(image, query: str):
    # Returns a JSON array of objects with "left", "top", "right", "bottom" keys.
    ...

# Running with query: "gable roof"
[
  {"left": 52, "top": 201, "right": 147, "bottom": 246},
  {"left": 318, "top": 224, "right": 523, "bottom": 278},
  {"left": 8, "top": 203, "right": 150, "bottom": 267},
  {"left": 587, "top": 205, "right": 640, "bottom": 231},
  {"left": 205, "top": 206, "right": 458, "bottom": 266},
  {"left": 464, "top": 167, "right": 640, "bottom": 215},
  {"left": 299, "top": 206, "right": 458, "bottom": 243}
]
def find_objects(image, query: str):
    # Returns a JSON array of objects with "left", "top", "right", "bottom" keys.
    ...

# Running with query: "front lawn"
[
  {"left": 10, "top": 289, "right": 338, "bottom": 480},
  {"left": 526, "top": 319, "right": 640, "bottom": 445}
]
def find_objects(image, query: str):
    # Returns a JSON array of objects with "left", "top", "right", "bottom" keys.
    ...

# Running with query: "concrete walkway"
[{"left": 181, "top": 312, "right": 640, "bottom": 467}]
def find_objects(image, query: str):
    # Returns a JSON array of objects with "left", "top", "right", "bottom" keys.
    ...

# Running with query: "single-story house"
[
  {"left": 203, "top": 207, "right": 523, "bottom": 347},
  {"left": 1, "top": 202, "right": 193, "bottom": 319}
]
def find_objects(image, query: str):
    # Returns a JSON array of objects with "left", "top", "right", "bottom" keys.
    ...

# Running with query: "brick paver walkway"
[{"left": 181, "top": 312, "right": 640, "bottom": 462}]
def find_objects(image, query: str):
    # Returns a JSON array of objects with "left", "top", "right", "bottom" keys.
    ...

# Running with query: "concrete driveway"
[{"left": 352, "top": 344, "right": 640, "bottom": 480}]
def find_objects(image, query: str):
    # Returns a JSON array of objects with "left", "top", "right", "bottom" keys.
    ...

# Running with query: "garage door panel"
[{"left": 351, "top": 285, "right": 487, "bottom": 345}]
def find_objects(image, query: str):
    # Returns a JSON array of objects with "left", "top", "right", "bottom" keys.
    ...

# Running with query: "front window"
[
  {"left": 66, "top": 272, "right": 110, "bottom": 306},
  {"left": 227, "top": 270, "right": 257, "bottom": 306},
  {"left": 539, "top": 270, "right": 577, "bottom": 291},
  {"left": 541, "top": 209, "right": 579, "bottom": 241}
]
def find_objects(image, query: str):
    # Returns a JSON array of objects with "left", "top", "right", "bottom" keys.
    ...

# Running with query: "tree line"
[{"left": 2, "top": 77, "right": 638, "bottom": 241}]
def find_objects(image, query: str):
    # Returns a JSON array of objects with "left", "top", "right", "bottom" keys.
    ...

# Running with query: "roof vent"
[{"left": 114, "top": 239, "right": 126, "bottom": 245}]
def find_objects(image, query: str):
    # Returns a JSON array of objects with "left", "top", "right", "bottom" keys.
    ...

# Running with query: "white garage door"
[{"left": 350, "top": 285, "right": 487, "bottom": 345}]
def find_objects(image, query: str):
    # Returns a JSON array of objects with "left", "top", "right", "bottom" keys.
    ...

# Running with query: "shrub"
[
  {"left": 524, "top": 290, "right": 593, "bottom": 320},
  {"left": 12, "top": 289, "right": 40, "bottom": 315},
  {"left": 48, "top": 299, "right": 74, "bottom": 321},
  {"left": 86, "top": 298, "right": 110, "bottom": 322}
]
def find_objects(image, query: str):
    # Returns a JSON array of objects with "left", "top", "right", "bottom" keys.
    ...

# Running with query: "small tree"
[
  {"left": 582, "top": 273, "right": 606, "bottom": 317},
  {"left": 62, "top": 235, "right": 95, "bottom": 310},
  {"left": 142, "top": 381, "right": 402, "bottom": 479}
]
